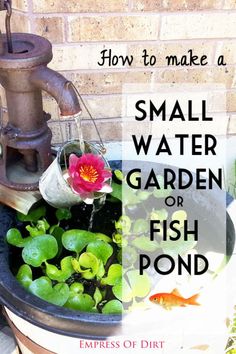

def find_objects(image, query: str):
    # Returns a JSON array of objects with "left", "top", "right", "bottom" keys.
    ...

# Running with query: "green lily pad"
[
  {"left": 102, "top": 300, "right": 123, "bottom": 314},
  {"left": 171, "top": 210, "right": 187, "bottom": 229},
  {"left": 93, "top": 287, "right": 103, "bottom": 307},
  {"left": 112, "top": 233, "right": 122, "bottom": 247},
  {"left": 132, "top": 236, "right": 159, "bottom": 252},
  {"left": 16, "top": 264, "right": 32, "bottom": 289},
  {"left": 79, "top": 252, "right": 99, "bottom": 279},
  {"left": 56, "top": 208, "right": 72, "bottom": 222},
  {"left": 17, "top": 206, "right": 46, "bottom": 223},
  {"left": 122, "top": 184, "right": 140, "bottom": 206},
  {"left": 70, "top": 282, "right": 84, "bottom": 294},
  {"left": 112, "top": 278, "right": 133, "bottom": 303},
  {"left": 160, "top": 233, "right": 197, "bottom": 258},
  {"left": 46, "top": 256, "right": 74, "bottom": 282},
  {"left": 29, "top": 277, "right": 69, "bottom": 306},
  {"left": 114, "top": 170, "right": 124, "bottom": 181},
  {"left": 22, "top": 235, "right": 58, "bottom": 267},
  {"left": 72, "top": 253, "right": 100, "bottom": 280},
  {"left": 115, "top": 215, "right": 132, "bottom": 235},
  {"left": 65, "top": 293, "right": 95, "bottom": 312},
  {"left": 122, "top": 246, "right": 138, "bottom": 267},
  {"left": 50, "top": 226, "right": 64, "bottom": 257},
  {"left": 133, "top": 219, "right": 149, "bottom": 234},
  {"left": 113, "top": 270, "right": 151, "bottom": 303},
  {"left": 93, "top": 233, "right": 112, "bottom": 243},
  {"left": 126, "top": 269, "right": 151, "bottom": 298},
  {"left": 96, "top": 259, "right": 105, "bottom": 279},
  {"left": 62, "top": 230, "right": 96, "bottom": 254},
  {"left": 26, "top": 219, "right": 50, "bottom": 237},
  {"left": 111, "top": 182, "right": 122, "bottom": 201},
  {"left": 137, "top": 191, "right": 151, "bottom": 201},
  {"left": 87, "top": 240, "right": 113, "bottom": 265},
  {"left": 150, "top": 208, "right": 168, "bottom": 222},
  {"left": 101, "top": 264, "right": 122, "bottom": 286},
  {"left": 152, "top": 176, "right": 172, "bottom": 199},
  {"left": 6, "top": 228, "right": 31, "bottom": 248}
]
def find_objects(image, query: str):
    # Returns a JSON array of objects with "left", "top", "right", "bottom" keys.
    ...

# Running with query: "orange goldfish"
[{"left": 149, "top": 288, "right": 200, "bottom": 310}]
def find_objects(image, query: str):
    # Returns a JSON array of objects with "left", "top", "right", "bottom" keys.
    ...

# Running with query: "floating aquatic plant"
[{"left": 6, "top": 169, "right": 200, "bottom": 314}]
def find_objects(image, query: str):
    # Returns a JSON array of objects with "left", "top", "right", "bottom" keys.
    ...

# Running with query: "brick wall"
[{"left": 0, "top": 0, "right": 236, "bottom": 143}]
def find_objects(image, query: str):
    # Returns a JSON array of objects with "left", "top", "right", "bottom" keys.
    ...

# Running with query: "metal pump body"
[{"left": 0, "top": 31, "right": 81, "bottom": 191}]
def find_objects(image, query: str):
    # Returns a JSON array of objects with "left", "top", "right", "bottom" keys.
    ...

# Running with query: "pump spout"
[{"left": 31, "top": 66, "right": 81, "bottom": 117}]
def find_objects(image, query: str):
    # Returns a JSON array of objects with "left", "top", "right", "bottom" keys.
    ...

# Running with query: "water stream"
[
  {"left": 74, "top": 114, "right": 85, "bottom": 154},
  {"left": 74, "top": 113, "right": 108, "bottom": 230},
  {"left": 88, "top": 195, "right": 106, "bottom": 231}
]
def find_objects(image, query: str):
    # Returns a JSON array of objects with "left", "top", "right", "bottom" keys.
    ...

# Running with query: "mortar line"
[
  {"left": 27, "top": 9, "right": 236, "bottom": 16},
  {"left": 57, "top": 63, "right": 235, "bottom": 74},
  {"left": 50, "top": 37, "right": 236, "bottom": 46},
  {"left": 64, "top": 89, "right": 236, "bottom": 98}
]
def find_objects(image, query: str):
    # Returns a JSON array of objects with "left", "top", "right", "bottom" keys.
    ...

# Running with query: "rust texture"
[{"left": 0, "top": 33, "right": 81, "bottom": 190}]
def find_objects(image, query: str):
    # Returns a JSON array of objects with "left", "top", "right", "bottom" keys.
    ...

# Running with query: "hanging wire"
[
  {"left": 4, "top": 0, "right": 13, "bottom": 53},
  {"left": 70, "top": 82, "right": 107, "bottom": 154},
  {"left": 56, "top": 80, "right": 108, "bottom": 169}
]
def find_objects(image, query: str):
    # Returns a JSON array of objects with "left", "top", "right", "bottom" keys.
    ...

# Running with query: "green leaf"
[
  {"left": 71, "top": 258, "right": 82, "bottom": 273},
  {"left": 152, "top": 176, "right": 172, "bottom": 199},
  {"left": 111, "top": 182, "right": 122, "bottom": 201},
  {"left": 26, "top": 219, "right": 50, "bottom": 237},
  {"left": 22, "top": 235, "right": 58, "bottom": 267},
  {"left": 29, "top": 277, "right": 69, "bottom": 306},
  {"left": 46, "top": 256, "right": 74, "bottom": 282},
  {"left": 115, "top": 215, "right": 132, "bottom": 235},
  {"left": 126, "top": 269, "right": 151, "bottom": 298},
  {"left": 56, "top": 208, "right": 72, "bottom": 222},
  {"left": 72, "top": 253, "right": 100, "bottom": 280},
  {"left": 17, "top": 206, "right": 46, "bottom": 223},
  {"left": 137, "top": 191, "right": 151, "bottom": 201},
  {"left": 123, "top": 184, "right": 140, "bottom": 206},
  {"left": 112, "top": 278, "right": 133, "bottom": 303},
  {"left": 87, "top": 240, "right": 113, "bottom": 265},
  {"left": 102, "top": 300, "right": 123, "bottom": 314},
  {"left": 132, "top": 236, "right": 159, "bottom": 252},
  {"left": 50, "top": 226, "right": 64, "bottom": 256},
  {"left": 133, "top": 219, "right": 149, "bottom": 234},
  {"left": 97, "top": 260, "right": 105, "bottom": 279},
  {"left": 117, "top": 249, "right": 122, "bottom": 264},
  {"left": 112, "top": 233, "right": 122, "bottom": 247},
  {"left": 112, "top": 281, "right": 122, "bottom": 301},
  {"left": 6, "top": 228, "right": 31, "bottom": 248},
  {"left": 65, "top": 293, "right": 95, "bottom": 312},
  {"left": 78, "top": 252, "right": 99, "bottom": 280},
  {"left": 93, "top": 287, "right": 103, "bottom": 307},
  {"left": 101, "top": 264, "right": 122, "bottom": 286},
  {"left": 114, "top": 170, "right": 124, "bottom": 181},
  {"left": 171, "top": 210, "right": 187, "bottom": 229},
  {"left": 93, "top": 233, "right": 112, "bottom": 243},
  {"left": 70, "top": 282, "right": 84, "bottom": 294},
  {"left": 122, "top": 246, "right": 137, "bottom": 267},
  {"left": 16, "top": 264, "right": 32, "bottom": 289},
  {"left": 160, "top": 233, "right": 197, "bottom": 258},
  {"left": 150, "top": 208, "right": 168, "bottom": 222},
  {"left": 62, "top": 230, "right": 96, "bottom": 254}
]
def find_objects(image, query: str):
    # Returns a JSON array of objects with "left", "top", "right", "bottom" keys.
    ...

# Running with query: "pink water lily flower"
[{"left": 68, "top": 153, "right": 112, "bottom": 202}]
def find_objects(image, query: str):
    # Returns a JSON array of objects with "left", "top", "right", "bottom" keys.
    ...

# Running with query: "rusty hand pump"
[{"left": 0, "top": 1, "right": 81, "bottom": 191}]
